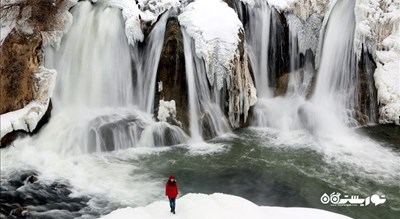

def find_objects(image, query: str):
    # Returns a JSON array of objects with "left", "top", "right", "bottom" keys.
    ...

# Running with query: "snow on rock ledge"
[
  {"left": 178, "top": 0, "right": 243, "bottom": 90},
  {"left": 110, "top": 0, "right": 181, "bottom": 45},
  {"left": 178, "top": 0, "right": 257, "bottom": 128},
  {"left": 100, "top": 193, "right": 351, "bottom": 219},
  {"left": 1, "top": 67, "right": 57, "bottom": 139},
  {"left": 355, "top": 0, "right": 400, "bottom": 124},
  {"left": 157, "top": 99, "right": 176, "bottom": 122}
]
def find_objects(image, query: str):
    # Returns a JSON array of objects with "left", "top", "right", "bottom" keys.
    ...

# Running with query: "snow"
[
  {"left": 0, "top": 23, "right": 14, "bottom": 45},
  {"left": 178, "top": 0, "right": 243, "bottom": 90},
  {"left": 157, "top": 100, "right": 176, "bottom": 122},
  {"left": 41, "top": 3, "right": 75, "bottom": 49},
  {"left": 355, "top": 0, "right": 400, "bottom": 124},
  {"left": 0, "top": 0, "right": 18, "bottom": 45},
  {"left": 0, "top": 67, "right": 57, "bottom": 139},
  {"left": 109, "top": 0, "right": 181, "bottom": 45},
  {"left": 100, "top": 193, "right": 351, "bottom": 219}
]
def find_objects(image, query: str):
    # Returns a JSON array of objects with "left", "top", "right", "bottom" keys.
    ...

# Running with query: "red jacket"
[{"left": 165, "top": 177, "right": 178, "bottom": 198}]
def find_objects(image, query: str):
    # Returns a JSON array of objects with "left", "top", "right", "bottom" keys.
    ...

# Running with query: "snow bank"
[
  {"left": 157, "top": 100, "right": 176, "bottom": 122},
  {"left": 178, "top": 0, "right": 243, "bottom": 90},
  {"left": 355, "top": 0, "right": 400, "bottom": 124},
  {"left": 109, "top": 0, "right": 181, "bottom": 45},
  {"left": 0, "top": 67, "right": 57, "bottom": 139},
  {"left": 100, "top": 193, "right": 351, "bottom": 219},
  {"left": 374, "top": 28, "right": 400, "bottom": 124}
]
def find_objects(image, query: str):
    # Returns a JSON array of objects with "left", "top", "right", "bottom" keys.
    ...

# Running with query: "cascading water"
[
  {"left": 312, "top": 0, "right": 358, "bottom": 126},
  {"left": 131, "top": 12, "right": 170, "bottom": 113},
  {"left": 42, "top": 0, "right": 186, "bottom": 155},
  {"left": 1, "top": 0, "right": 189, "bottom": 216},
  {"left": 182, "top": 30, "right": 230, "bottom": 141},
  {"left": 247, "top": 0, "right": 400, "bottom": 185},
  {"left": 45, "top": 1, "right": 134, "bottom": 109},
  {"left": 251, "top": 0, "right": 358, "bottom": 131},
  {"left": 243, "top": 0, "right": 272, "bottom": 98}
]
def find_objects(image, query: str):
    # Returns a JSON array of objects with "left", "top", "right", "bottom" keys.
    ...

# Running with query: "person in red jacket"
[{"left": 165, "top": 175, "right": 178, "bottom": 214}]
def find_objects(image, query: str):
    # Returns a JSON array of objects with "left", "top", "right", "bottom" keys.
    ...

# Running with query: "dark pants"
[{"left": 169, "top": 198, "right": 176, "bottom": 213}]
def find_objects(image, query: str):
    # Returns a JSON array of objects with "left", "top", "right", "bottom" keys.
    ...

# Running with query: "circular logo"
[
  {"left": 321, "top": 193, "right": 330, "bottom": 204},
  {"left": 330, "top": 193, "right": 341, "bottom": 204}
]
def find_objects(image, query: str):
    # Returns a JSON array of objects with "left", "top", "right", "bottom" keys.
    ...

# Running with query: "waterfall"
[
  {"left": 244, "top": 1, "right": 272, "bottom": 98},
  {"left": 45, "top": 1, "right": 134, "bottom": 109},
  {"left": 250, "top": 0, "right": 359, "bottom": 132},
  {"left": 42, "top": 0, "right": 186, "bottom": 155},
  {"left": 131, "top": 12, "right": 169, "bottom": 113},
  {"left": 312, "top": 0, "right": 357, "bottom": 126},
  {"left": 182, "top": 30, "right": 230, "bottom": 141}
]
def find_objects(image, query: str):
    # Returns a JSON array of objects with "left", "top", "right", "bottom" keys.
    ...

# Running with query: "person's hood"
[{"left": 169, "top": 176, "right": 175, "bottom": 180}]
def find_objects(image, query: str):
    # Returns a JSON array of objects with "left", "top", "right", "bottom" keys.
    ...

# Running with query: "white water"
[
  {"left": 182, "top": 29, "right": 230, "bottom": 141},
  {"left": 245, "top": 0, "right": 272, "bottom": 98},
  {"left": 131, "top": 12, "right": 170, "bottom": 113},
  {"left": 250, "top": 0, "right": 400, "bottom": 183},
  {"left": 42, "top": 0, "right": 186, "bottom": 154},
  {"left": 45, "top": 1, "right": 133, "bottom": 109},
  {"left": 253, "top": 0, "right": 357, "bottom": 130},
  {"left": 312, "top": 0, "right": 358, "bottom": 126},
  {"left": 1, "top": 0, "right": 188, "bottom": 213}
]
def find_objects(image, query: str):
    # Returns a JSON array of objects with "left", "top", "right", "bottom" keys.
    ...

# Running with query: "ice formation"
[
  {"left": 354, "top": 0, "right": 400, "bottom": 124},
  {"left": 178, "top": 0, "right": 257, "bottom": 128},
  {"left": 178, "top": 0, "right": 243, "bottom": 90},
  {"left": 1, "top": 67, "right": 57, "bottom": 139},
  {"left": 100, "top": 193, "right": 351, "bottom": 219},
  {"left": 228, "top": 48, "right": 258, "bottom": 127},
  {"left": 287, "top": 13, "right": 323, "bottom": 55},
  {"left": 109, "top": 0, "right": 181, "bottom": 45}
]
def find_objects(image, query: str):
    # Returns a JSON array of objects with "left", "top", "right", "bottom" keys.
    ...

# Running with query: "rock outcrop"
[
  {"left": 154, "top": 17, "right": 189, "bottom": 132},
  {"left": 357, "top": 45, "right": 378, "bottom": 124},
  {"left": 0, "top": 30, "right": 41, "bottom": 114},
  {"left": 0, "top": 0, "right": 72, "bottom": 146},
  {"left": 268, "top": 8, "right": 290, "bottom": 88}
]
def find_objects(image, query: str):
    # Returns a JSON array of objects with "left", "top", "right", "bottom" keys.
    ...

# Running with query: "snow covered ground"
[{"left": 100, "top": 193, "right": 351, "bottom": 219}]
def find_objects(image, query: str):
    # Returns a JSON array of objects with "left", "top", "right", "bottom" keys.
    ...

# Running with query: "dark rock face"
[
  {"left": 268, "top": 8, "right": 290, "bottom": 88},
  {"left": 154, "top": 17, "right": 189, "bottom": 133},
  {"left": 357, "top": 45, "right": 378, "bottom": 124},
  {"left": 0, "top": 30, "right": 42, "bottom": 114}
]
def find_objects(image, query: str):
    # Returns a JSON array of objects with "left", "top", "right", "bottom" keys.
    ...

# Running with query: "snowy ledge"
[
  {"left": 100, "top": 193, "right": 351, "bottom": 219},
  {"left": 110, "top": 0, "right": 181, "bottom": 46},
  {"left": 354, "top": 0, "right": 400, "bottom": 124},
  {"left": 178, "top": 0, "right": 243, "bottom": 90},
  {"left": 0, "top": 67, "right": 57, "bottom": 139}
]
